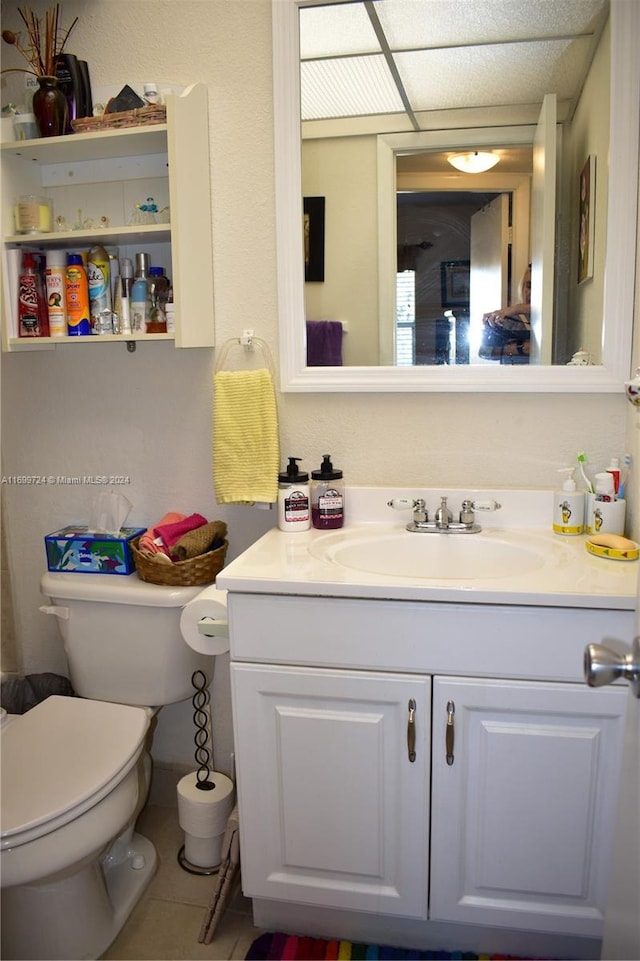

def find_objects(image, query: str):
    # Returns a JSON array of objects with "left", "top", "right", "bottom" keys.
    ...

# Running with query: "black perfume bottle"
[
  {"left": 54, "top": 53, "right": 83, "bottom": 131},
  {"left": 78, "top": 60, "right": 93, "bottom": 118}
]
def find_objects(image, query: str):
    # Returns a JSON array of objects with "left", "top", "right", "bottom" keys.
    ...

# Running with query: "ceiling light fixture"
[{"left": 448, "top": 151, "right": 500, "bottom": 174}]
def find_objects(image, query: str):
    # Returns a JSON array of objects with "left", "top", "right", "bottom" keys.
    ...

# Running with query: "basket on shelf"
[
  {"left": 71, "top": 104, "right": 167, "bottom": 134},
  {"left": 130, "top": 522, "right": 228, "bottom": 587}
]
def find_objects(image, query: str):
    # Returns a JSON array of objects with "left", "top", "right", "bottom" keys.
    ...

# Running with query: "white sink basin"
[{"left": 309, "top": 528, "right": 547, "bottom": 581}]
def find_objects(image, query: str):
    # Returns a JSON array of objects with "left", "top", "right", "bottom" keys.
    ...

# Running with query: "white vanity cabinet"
[
  {"left": 231, "top": 664, "right": 431, "bottom": 918},
  {"left": 228, "top": 592, "right": 629, "bottom": 943},
  {"left": 1, "top": 83, "right": 214, "bottom": 351},
  {"left": 429, "top": 676, "right": 625, "bottom": 937}
]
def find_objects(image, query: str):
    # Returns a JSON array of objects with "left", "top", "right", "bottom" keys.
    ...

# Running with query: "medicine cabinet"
[{"left": 0, "top": 83, "right": 214, "bottom": 351}]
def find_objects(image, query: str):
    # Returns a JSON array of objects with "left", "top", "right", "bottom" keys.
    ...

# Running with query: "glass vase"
[{"left": 32, "top": 75, "right": 68, "bottom": 138}]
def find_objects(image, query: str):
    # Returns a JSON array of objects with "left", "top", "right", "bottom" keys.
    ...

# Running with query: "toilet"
[{"left": 1, "top": 571, "right": 214, "bottom": 961}]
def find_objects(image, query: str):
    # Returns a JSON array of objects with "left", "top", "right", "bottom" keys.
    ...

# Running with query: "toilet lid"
[{"left": 0, "top": 695, "right": 149, "bottom": 841}]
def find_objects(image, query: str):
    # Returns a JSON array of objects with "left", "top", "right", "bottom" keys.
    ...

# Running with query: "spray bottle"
[
  {"left": 18, "top": 252, "right": 48, "bottom": 337},
  {"left": 45, "top": 250, "right": 67, "bottom": 337},
  {"left": 65, "top": 253, "right": 90, "bottom": 336},
  {"left": 553, "top": 468, "right": 585, "bottom": 535},
  {"left": 277, "top": 457, "right": 310, "bottom": 531},
  {"left": 87, "top": 243, "right": 112, "bottom": 334}
]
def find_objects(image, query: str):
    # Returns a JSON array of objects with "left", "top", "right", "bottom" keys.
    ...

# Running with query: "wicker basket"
[
  {"left": 71, "top": 104, "right": 167, "bottom": 134},
  {"left": 130, "top": 528, "right": 228, "bottom": 587}
]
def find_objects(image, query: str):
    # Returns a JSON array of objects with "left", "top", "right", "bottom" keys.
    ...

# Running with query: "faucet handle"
[
  {"left": 472, "top": 499, "right": 502, "bottom": 512},
  {"left": 387, "top": 497, "right": 416, "bottom": 511},
  {"left": 387, "top": 497, "right": 427, "bottom": 524}
]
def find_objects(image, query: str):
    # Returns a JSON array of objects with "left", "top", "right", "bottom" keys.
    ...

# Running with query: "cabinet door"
[
  {"left": 430, "top": 676, "right": 626, "bottom": 936},
  {"left": 231, "top": 663, "right": 430, "bottom": 917}
]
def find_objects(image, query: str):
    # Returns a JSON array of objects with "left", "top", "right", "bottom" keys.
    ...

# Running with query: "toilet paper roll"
[
  {"left": 185, "top": 832, "right": 225, "bottom": 869},
  {"left": 179, "top": 585, "right": 229, "bottom": 655},
  {"left": 177, "top": 771, "right": 235, "bottom": 838}
]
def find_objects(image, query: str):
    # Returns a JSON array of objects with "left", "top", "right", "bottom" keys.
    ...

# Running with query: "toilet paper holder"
[{"left": 198, "top": 616, "right": 228, "bottom": 638}]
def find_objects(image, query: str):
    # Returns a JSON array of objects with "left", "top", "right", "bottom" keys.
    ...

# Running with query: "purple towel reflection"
[{"left": 306, "top": 320, "right": 343, "bottom": 366}]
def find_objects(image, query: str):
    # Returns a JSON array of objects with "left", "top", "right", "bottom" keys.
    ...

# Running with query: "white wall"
[{"left": 1, "top": 0, "right": 638, "bottom": 774}]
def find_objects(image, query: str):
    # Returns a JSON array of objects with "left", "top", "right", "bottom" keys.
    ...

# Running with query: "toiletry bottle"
[
  {"left": 131, "top": 253, "right": 150, "bottom": 332},
  {"left": 278, "top": 458, "right": 311, "bottom": 531},
  {"left": 109, "top": 253, "right": 120, "bottom": 333},
  {"left": 552, "top": 468, "right": 584, "bottom": 535},
  {"left": 45, "top": 249, "right": 67, "bottom": 337},
  {"left": 311, "top": 454, "right": 344, "bottom": 530},
  {"left": 87, "top": 243, "right": 112, "bottom": 334},
  {"left": 54, "top": 53, "right": 83, "bottom": 132},
  {"left": 145, "top": 266, "right": 169, "bottom": 333},
  {"left": 65, "top": 253, "right": 90, "bottom": 335},
  {"left": 18, "top": 252, "right": 48, "bottom": 337},
  {"left": 594, "top": 472, "right": 614, "bottom": 502},
  {"left": 606, "top": 458, "right": 620, "bottom": 495},
  {"left": 119, "top": 258, "right": 133, "bottom": 334}
]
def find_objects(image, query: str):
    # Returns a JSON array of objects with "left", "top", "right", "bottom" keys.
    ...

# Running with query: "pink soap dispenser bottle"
[{"left": 311, "top": 454, "right": 344, "bottom": 530}]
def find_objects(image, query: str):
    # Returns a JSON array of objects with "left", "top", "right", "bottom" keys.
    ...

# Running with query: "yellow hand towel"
[{"left": 213, "top": 368, "right": 279, "bottom": 504}]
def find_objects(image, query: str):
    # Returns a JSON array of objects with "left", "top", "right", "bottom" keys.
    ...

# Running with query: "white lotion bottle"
[
  {"left": 277, "top": 457, "right": 311, "bottom": 531},
  {"left": 553, "top": 468, "right": 585, "bottom": 535}
]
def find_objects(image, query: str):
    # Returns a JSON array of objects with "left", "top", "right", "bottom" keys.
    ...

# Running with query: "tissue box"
[{"left": 45, "top": 526, "right": 146, "bottom": 575}]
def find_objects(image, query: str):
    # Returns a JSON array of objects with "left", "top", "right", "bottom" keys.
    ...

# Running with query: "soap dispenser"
[
  {"left": 277, "top": 457, "right": 310, "bottom": 531},
  {"left": 553, "top": 468, "right": 585, "bottom": 535},
  {"left": 311, "top": 454, "right": 344, "bottom": 530}
]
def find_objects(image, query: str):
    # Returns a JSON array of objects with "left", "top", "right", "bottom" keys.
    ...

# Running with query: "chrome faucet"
[{"left": 387, "top": 496, "right": 501, "bottom": 533}]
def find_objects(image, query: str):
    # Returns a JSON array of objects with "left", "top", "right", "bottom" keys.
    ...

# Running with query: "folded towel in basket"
[
  {"left": 171, "top": 521, "right": 226, "bottom": 561},
  {"left": 138, "top": 512, "right": 186, "bottom": 555},
  {"left": 154, "top": 512, "right": 208, "bottom": 550},
  {"left": 213, "top": 368, "right": 279, "bottom": 504}
]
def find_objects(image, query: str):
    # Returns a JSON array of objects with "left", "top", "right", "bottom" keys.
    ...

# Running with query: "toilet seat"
[{"left": 1, "top": 696, "right": 150, "bottom": 850}]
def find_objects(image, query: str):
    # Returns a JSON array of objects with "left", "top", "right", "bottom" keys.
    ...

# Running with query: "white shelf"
[
  {"left": 0, "top": 125, "right": 168, "bottom": 164},
  {"left": 4, "top": 223, "right": 171, "bottom": 249}
]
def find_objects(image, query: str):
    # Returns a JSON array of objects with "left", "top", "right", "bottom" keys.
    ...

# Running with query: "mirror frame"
[{"left": 273, "top": 0, "right": 639, "bottom": 393}]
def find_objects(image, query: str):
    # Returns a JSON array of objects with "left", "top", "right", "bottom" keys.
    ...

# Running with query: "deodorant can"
[{"left": 45, "top": 250, "right": 67, "bottom": 337}]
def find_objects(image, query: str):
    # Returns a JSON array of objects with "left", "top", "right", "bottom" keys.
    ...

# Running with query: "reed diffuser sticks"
[{"left": 2, "top": 4, "right": 78, "bottom": 77}]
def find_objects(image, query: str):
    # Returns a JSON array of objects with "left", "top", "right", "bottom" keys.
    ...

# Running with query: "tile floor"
[{"left": 101, "top": 801, "right": 263, "bottom": 961}]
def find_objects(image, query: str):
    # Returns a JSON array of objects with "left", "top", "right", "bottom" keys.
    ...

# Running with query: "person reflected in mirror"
[{"left": 479, "top": 265, "right": 531, "bottom": 364}]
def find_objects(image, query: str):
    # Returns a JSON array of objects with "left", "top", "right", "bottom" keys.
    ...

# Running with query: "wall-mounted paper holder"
[{"left": 198, "top": 616, "right": 229, "bottom": 638}]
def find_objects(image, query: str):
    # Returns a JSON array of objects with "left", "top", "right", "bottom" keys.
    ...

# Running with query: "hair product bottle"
[
  {"left": 311, "top": 454, "right": 344, "bottom": 530},
  {"left": 278, "top": 458, "right": 310, "bottom": 531},
  {"left": 65, "top": 254, "right": 90, "bottom": 335},
  {"left": 45, "top": 249, "right": 67, "bottom": 337},
  {"left": 18, "top": 252, "right": 48, "bottom": 337},
  {"left": 119, "top": 258, "right": 134, "bottom": 334},
  {"left": 131, "top": 252, "right": 150, "bottom": 332}
]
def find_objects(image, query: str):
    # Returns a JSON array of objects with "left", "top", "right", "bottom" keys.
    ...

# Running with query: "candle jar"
[{"left": 14, "top": 195, "right": 53, "bottom": 234}]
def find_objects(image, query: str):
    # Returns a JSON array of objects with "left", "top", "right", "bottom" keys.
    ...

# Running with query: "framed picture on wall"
[
  {"left": 303, "top": 196, "right": 325, "bottom": 282},
  {"left": 440, "top": 260, "right": 470, "bottom": 308},
  {"left": 578, "top": 154, "right": 596, "bottom": 284}
]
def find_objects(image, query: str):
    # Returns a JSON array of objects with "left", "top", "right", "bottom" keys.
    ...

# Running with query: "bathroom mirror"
[{"left": 273, "top": 0, "right": 639, "bottom": 392}]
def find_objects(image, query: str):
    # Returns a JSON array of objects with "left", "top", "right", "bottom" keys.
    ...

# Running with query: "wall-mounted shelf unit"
[{"left": 1, "top": 83, "right": 214, "bottom": 351}]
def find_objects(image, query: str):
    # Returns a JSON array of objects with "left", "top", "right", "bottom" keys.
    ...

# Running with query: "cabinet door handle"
[
  {"left": 446, "top": 700, "right": 455, "bottom": 766},
  {"left": 407, "top": 698, "right": 416, "bottom": 762}
]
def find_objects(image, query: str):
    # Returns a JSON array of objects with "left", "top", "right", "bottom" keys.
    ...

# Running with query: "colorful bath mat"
[{"left": 245, "top": 932, "right": 535, "bottom": 960}]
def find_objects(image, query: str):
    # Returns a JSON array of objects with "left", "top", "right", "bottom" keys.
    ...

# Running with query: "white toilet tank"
[{"left": 41, "top": 572, "right": 215, "bottom": 706}]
